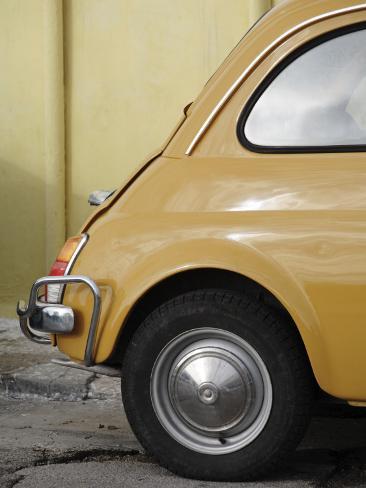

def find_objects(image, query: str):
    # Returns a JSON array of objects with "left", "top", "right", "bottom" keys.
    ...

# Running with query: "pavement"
[
  {"left": 0, "top": 318, "right": 116, "bottom": 401},
  {"left": 2, "top": 317, "right": 366, "bottom": 487}
]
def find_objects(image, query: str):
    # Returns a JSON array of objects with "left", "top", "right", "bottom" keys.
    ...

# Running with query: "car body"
[{"left": 17, "top": 0, "right": 366, "bottom": 480}]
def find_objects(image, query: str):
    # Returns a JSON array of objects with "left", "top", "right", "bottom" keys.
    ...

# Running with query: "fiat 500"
[{"left": 16, "top": 0, "right": 366, "bottom": 481}]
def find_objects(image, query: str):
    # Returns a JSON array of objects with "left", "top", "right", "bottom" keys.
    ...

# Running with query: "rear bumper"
[{"left": 16, "top": 275, "right": 101, "bottom": 366}]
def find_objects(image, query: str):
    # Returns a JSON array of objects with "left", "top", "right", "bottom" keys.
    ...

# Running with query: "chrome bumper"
[{"left": 16, "top": 275, "right": 101, "bottom": 367}]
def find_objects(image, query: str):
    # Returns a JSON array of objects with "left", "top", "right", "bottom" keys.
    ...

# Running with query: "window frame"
[{"left": 237, "top": 21, "right": 366, "bottom": 154}]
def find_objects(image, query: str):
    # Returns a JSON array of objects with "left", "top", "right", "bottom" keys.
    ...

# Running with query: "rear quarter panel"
[{"left": 60, "top": 155, "right": 366, "bottom": 401}]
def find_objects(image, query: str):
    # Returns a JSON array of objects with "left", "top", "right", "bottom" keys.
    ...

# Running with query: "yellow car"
[{"left": 17, "top": 0, "right": 366, "bottom": 481}]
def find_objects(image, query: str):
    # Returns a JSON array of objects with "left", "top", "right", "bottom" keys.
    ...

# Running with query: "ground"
[
  {"left": 2, "top": 392, "right": 366, "bottom": 487},
  {"left": 2, "top": 319, "right": 366, "bottom": 487}
]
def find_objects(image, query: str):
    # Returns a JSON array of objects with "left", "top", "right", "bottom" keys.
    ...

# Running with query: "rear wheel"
[{"left": 121, "top": 290, "right": 314, "bottom": 481}]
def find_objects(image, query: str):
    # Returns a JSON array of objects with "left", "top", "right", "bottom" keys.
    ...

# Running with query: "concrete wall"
[
  {"left": 0, "top": 0, "right": 273, "bottom": 316},
  {"left": 0, "top": 1, "right": 58, "bottom": 316}
]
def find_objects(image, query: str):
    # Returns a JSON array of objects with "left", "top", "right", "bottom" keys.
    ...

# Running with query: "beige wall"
[
  {"left": 0, "top": 0, "right": 273, "bottom": 316},
  {"left": 0, "top": 1, "right": 46, "bottom": 316},
  {"left": 64, "top": 0, "right": 263, "bottom": 234}
]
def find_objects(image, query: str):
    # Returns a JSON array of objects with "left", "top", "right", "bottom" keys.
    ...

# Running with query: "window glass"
[{"left": 243, "top": 28, "right": 366, "bottom": 148}]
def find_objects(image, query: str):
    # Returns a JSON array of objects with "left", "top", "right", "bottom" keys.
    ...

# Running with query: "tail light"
[{"left": 45, "top": 234, "right": 88, "bottom": 303}]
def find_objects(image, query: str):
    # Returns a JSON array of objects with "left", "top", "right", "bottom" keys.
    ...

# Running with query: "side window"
[{"left": 239, "top": 25, "right": 366, "bottom": 151}]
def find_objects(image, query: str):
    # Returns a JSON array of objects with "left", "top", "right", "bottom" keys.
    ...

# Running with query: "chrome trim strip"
[
  {"left": 52, "top": 358, "right": 122, "bottom": 377},
  {"left": 17, "top": 275, "right": 101, "bottom": 366},
  {"left": 54, "top": 233, "right": 89, "bottom": 303},
  {"left": 185, "top": 3, "right": 366, "bottom": 155},
  {"left": 64, "top": 233, "right": 89, "bottom": 276}
]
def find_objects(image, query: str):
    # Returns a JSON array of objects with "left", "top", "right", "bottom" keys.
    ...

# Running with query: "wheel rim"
[{"left": 150, "top": 328, "right": 272, "bottom": 455}]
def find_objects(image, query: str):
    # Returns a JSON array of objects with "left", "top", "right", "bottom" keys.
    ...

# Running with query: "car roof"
[{"left": 208, "top": 0, "right": 366, "bottom": 92}]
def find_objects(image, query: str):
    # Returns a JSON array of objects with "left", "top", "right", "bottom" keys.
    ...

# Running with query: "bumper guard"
[{"left": 17, "top": 275, "right": 101, "bottom": 367}]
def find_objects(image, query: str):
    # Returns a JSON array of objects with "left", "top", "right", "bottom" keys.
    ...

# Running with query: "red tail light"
[
  {"left": 49, "top": 260, "right": 68, "bottom": 277},
  {"left": 45, "top": 235, "right": 87, "bottom": 303}
]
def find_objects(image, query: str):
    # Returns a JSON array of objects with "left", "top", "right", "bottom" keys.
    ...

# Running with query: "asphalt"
[
  {"left": 0, "top": 318, "right": 118, "bottom": 401},
  {"left": 2, "top": 395, "right": 366, "bottom": 487}
]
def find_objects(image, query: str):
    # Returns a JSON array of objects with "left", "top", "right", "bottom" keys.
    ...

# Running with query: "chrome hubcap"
[
  {"left": 151, "top": 328, "right": 272, "bottom": 455},
  {"left": 170, "top": 347, "right": 256, "bottom": 432},
  {"left": 197, "top": 382, "right": 218, "bottom": 405}
]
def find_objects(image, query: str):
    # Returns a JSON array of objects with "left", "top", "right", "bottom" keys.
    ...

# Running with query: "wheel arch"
[{"left": 109, "top": 267, "right": 319, "bottom": 388}]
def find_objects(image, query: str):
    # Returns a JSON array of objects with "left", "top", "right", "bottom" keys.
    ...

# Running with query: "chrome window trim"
[
  {"left": 185, "top": 3, "right": 366, "bottom": 155},
  {"left": 238, "top": 22, "right": 366, "bottom": 152}
]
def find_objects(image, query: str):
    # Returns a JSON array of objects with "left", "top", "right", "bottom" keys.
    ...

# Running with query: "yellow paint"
[
  {"left": 56, "top": 0, "right": 366, "bottom": 403},
  {"left": 0, "top": 0, "right": 270, "bottom": 315}
]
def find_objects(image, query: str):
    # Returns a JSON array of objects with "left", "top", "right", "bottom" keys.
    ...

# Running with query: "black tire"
[{"left": 121, "top": 290, "right": 314, "bottom": 481}]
